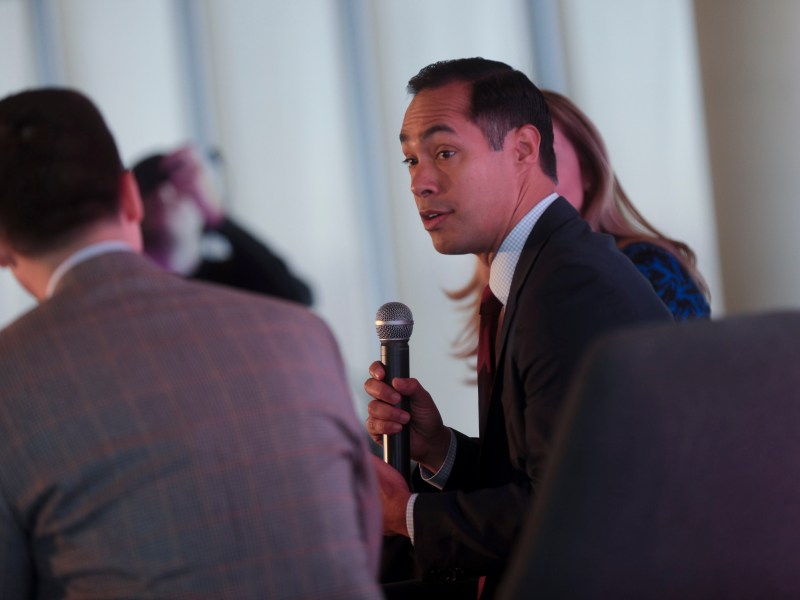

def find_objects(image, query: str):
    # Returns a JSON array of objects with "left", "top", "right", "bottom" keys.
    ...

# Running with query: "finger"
[
  {"left": 368, "top": 361, "right": 386, "bottom": 381},
  {"left": 365, "top": 416, "right": 403, "bottom": 437},
  {"left": 364, "top": 379, "right": 402, "bottom": 405},
  {"left": 367, "top": 398, "right": 410, "bottom": 424},
  {"left": 386, "top": 377, "right": 424, "bottom": 399}
]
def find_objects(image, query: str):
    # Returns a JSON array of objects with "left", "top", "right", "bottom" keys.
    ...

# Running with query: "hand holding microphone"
[
  {"left": 374, "top": 302, "right": 413, "bottom": 484},
  {"left": 366, "top": 303, "right": 452, "bottom": 483}
]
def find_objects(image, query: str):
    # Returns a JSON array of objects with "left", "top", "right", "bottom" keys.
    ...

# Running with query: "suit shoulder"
[{"left": 184, "top": 278, "right": 337, "bottom": 341}]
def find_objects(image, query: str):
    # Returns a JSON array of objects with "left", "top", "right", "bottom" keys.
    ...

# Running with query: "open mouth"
[{"left": 420, "top": 210, "right": 448, "bottom": 230}]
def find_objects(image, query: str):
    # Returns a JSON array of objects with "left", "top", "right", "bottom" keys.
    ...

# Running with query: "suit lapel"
[
  {"left": 479, "top": 197, "right": 579, "bottom": 476},
  {"left": 494, "top": 197, "right": 577, "bottom": 366}
]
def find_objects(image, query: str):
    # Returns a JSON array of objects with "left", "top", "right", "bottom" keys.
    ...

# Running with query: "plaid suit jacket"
[{"left": 0, "top": 251, "right": 382, "bottom": 599}]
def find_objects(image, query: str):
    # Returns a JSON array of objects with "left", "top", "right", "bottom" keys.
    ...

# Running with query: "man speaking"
[{"left": 365, "top": 58, "right": 672, "bottom": 598}]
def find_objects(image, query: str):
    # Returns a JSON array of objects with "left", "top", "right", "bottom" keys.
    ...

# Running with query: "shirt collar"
[
  {"left": 46, "top": 241, "right": 134, "bottom": 298},
  {"left": 489, "top": 193, "right": 559, "bottom": 306}
]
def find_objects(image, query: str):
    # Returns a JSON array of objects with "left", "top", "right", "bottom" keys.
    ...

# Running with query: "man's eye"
[
  {"left": 402, "top": 157, "right": 418, "bottom": 167},
  {"left": 437, "top": 150, "right": 455, "bottom": 160}
]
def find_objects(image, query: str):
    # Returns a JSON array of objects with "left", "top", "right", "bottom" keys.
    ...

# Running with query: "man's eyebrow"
[{"left": 399, "top": 123, "right": 456, "bottom": 144}]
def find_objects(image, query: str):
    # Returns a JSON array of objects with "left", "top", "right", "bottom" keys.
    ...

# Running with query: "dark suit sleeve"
[
  {"left": 410, "top": 217, "right": 673, "bottom": 582},
  {"left": 198, "top": 217, "right": 314, "bottom": 305},
  {"left": 412, "top": 430, "right": 530, "bottom": 580}
]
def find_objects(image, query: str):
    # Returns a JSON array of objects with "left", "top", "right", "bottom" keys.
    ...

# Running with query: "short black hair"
[
  {"left": 0, "top": 88, "right": 123, "bottom": 255},
  {"left": 407, "top": 57, "right": 557, "bottom": 180},
  {"left": 131, "top": 152, "right": 168, "bottom": 199}
]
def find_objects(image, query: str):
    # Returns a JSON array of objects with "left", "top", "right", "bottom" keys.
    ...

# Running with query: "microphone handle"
[{"left": 381, "top": 341, "right": 410, "bottom": 484}]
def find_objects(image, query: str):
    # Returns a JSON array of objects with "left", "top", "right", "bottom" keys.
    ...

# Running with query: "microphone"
[{"left": 375, "top": 301, "right": 413, "bottom": 484}]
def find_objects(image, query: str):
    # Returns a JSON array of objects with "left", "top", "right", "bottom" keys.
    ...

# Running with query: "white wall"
[
  {"left": 204, "top": 0, "right": 379, "bottom": 410},
  {"left": 0, "top": 0, "right": 38, "bottom": 323},
  {"left": 57, "top": 0, "right": 189, "bottom": 162},
  {"left": 0, "top": 0, "right": 726, "bottom": 436}
]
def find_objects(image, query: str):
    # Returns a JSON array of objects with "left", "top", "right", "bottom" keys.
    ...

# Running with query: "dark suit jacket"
[
  {"left": 412, "top": 198, "right": 673, "bottom": 595},
  {"left": 192, "top": 217, "right": 314, "bottom": 306},
  {"left": 0, "top": 251, "right": 381, "bottom": 599}
]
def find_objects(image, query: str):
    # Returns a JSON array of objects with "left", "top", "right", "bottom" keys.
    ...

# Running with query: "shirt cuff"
[
  {"left": 406, "top": 493, "right": 418, "bottom": 544},
  {"left": 419, "top": 428, "right": 457, "bottom": 489}
]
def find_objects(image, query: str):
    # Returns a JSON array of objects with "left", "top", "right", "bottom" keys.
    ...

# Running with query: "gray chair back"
[{"left": 498, "top": 311, "right": 800, "bottom": 599}]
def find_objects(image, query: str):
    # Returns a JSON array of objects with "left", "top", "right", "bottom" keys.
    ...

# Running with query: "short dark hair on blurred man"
[{"left": 0, "top": 89, "right": 123, "bottom": 255}]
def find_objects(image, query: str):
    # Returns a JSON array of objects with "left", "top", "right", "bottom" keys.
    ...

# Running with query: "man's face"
[{"left": 399, "top": 82, "right": 518, "bottom": 257}]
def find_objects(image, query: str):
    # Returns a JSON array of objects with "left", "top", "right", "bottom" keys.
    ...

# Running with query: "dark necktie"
[{"left": 477, "top": 284, "right": 503, "bottom": 438}]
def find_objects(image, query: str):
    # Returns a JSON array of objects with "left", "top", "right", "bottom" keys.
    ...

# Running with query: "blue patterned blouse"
[{"left": 621, "top": 242, "right": 710, "bottom": 321}]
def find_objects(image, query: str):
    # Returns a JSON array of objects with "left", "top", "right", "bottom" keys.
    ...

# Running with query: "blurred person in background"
[{"left": 133, "top": 144, "right": 313, "bottom": 305}]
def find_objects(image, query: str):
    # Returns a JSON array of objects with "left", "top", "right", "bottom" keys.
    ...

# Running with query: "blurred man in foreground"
[{"left": 0, "top": 88, "right": 382, "bottom": 599}]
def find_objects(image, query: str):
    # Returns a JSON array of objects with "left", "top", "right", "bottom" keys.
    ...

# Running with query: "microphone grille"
[{"left": 375, "top": 302, "right": 414, "bottom": 341}]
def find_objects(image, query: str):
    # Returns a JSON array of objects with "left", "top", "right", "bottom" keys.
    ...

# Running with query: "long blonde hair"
[{"left": 545, "top": 90, "right": 707, "bottom": 291}]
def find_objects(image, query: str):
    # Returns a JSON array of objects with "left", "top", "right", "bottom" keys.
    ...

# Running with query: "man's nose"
[{"left": 410, "top": 163, "right": 438, "bottom": 198}]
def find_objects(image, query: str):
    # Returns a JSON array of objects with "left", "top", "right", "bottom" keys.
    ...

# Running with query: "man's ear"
[
  {"left": 513, "top": 124, "right": 542, "bottom": 165},
  {"left": 0, "top": 239, "right": 17, "bottom": 268},
  {"left": 119, "top": 170, "right": 144, "bottom": 224}
]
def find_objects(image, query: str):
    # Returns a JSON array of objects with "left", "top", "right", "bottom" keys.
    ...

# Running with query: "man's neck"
[
  {"left": 16, "top": 221, "right": 140, "bottom": 301},
  {"left": 45, "top": 240, "right": 134, "bottom": 299},
  {"left": 484, "top": 184, "right": 557, "bottom": 267}
]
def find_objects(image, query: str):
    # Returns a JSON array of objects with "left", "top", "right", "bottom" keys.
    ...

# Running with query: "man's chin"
[{"left": 429, "top": 236, "right": 471, "bottom": 256}]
